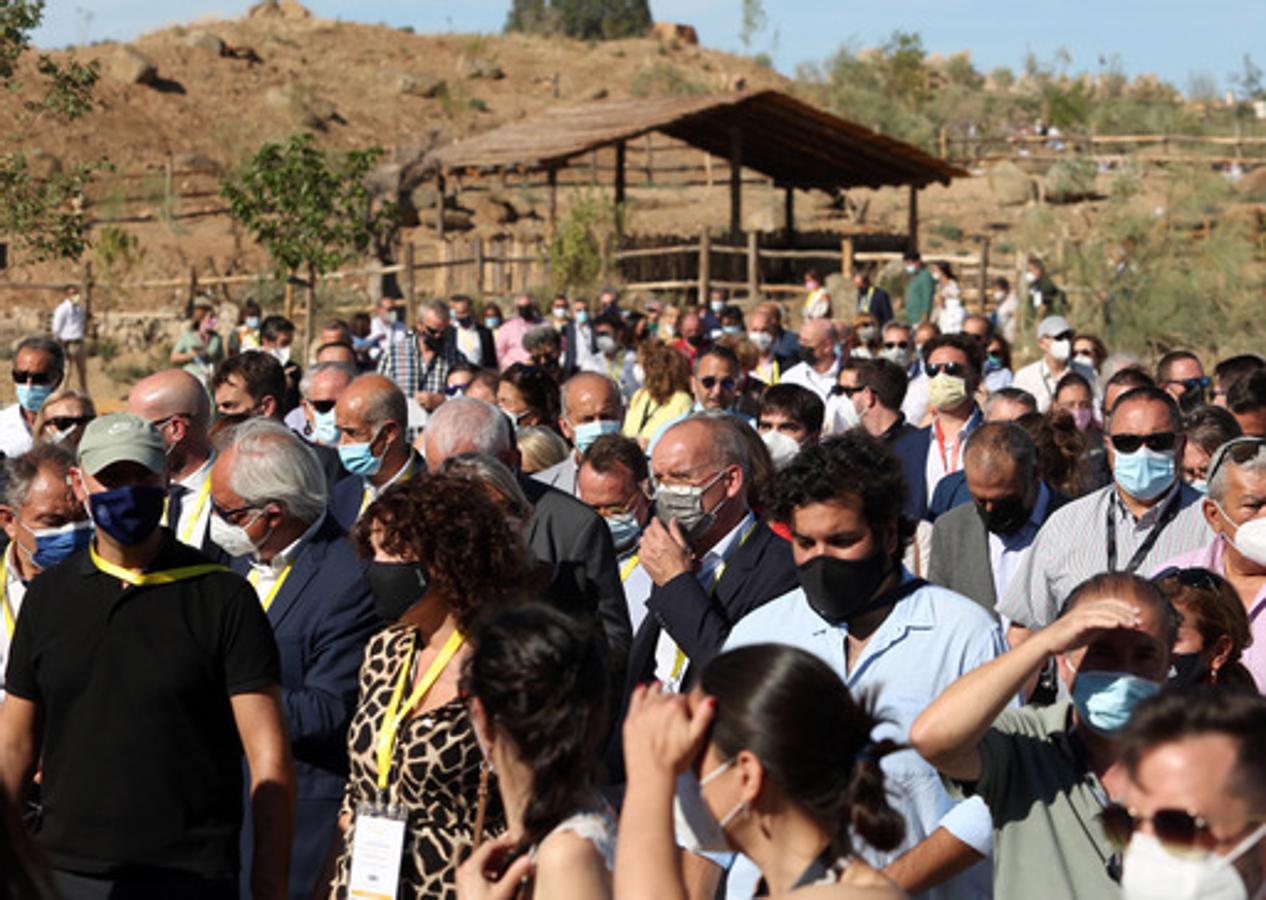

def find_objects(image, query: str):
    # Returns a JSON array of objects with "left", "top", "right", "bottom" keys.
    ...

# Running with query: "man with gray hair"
[
  {"left": 210, "top": 417, "right": 379, "bottom": 900},
  {"left": 377, "top": 298, "right": 461, "bottom": 413},
  {"left": 423, "top": 397, "right": 631, "bottom": 681},
  {"left": 534, "top": 371, "right": 624, "bottom": 494},
  {"left": 1153, "top": 435, "right": 1266, "bottom": 690},
  {"left": 0, "top": 335, "right": 65, "bottom": 458},
  {"left": 282, "top": 360, "right": 357, "bottom": 447},
  {"left": 522, "top": 323, "right": 565, "bottom": 381},
  {"left": 329, "top": 373, "right": 422, "bottom": 530},
  {"left": 928, "top": 422, "right": 1066, "bottom": 614}
]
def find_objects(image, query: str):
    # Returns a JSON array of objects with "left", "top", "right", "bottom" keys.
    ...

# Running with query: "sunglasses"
[
  {"left": 1101, "top": 803, "right": 1224, "bottom": 852},
  {"left": 883, "top": 341, "right": 910, "bottom": 350},
  {"left": 1207, "top": 436, "right": 1266, "bottom": 486},
  {"left": 926, "top": 362, "right": 968, "bottom": 378},
  {"left": 831, "top": 384, "right": 864, "bottom": 397},
  {"left": 699, "top": 376, "right": 737, "bottom": 391},
  {"left": 1152, "top": 566, "right": 1221, "bottom": 590},
  {"left": 309, "top": 400, "right": 336, "bottom": 414},
  {"left": 444, "top": 383, "right": 469, "bottom": 397},
  {"left": 1109, "top": 431, "right": 1177, "bottom": 454},
  {"left": 1166, "top": 376, "right": 1211, "bottom": 391},
  {"left": 47, "top": 415, "right": 94, "bottom": 431},
  {"left": 12, "top": 369, "right": 53, "bottom": 385},
  {"left": 1049, "top": 331, "right": 1075, "bottom": 342}
]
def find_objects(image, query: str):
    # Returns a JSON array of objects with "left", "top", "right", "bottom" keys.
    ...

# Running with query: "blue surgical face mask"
[
  {"left": 339, "top": 428, "right": 384, "bottom": 477},
  {"left": 1190, "top": 478, "right": 1208, "bottom": 494},
  {"left": 604, "top": 511, "right": 642, "bottom": 554},
  {"left": 245, "top": 316, "right": 261, "bottom": 329},
  {"left": 573, "top": 419, "right": 621, "bottom": 455},
  {"left": 23, "top": 519, "right": 93, "bottom": 571},
  {"left": 576, "top": 311, "right": 590, "bottom": 325},
  {"left": 1070, "top": 668, "right": 1161, "bottom": 735},
  {"left": 721, "top": 325, "right": 743, "bottom": 336},
  {"left": 484, "top": 316, "right": 501, "bottom": 330},
  {"left": 1113, "top": 447, "right": 1176, "bottom": 502},
  {"left": 87, "top": 484, "right": 166, "bottom": 547},
  {"left": 312, "top": 408, "right": 339, "bottom": 446},
  {"left": 16, "top": 383, "right": 53, "bottom": 414}
]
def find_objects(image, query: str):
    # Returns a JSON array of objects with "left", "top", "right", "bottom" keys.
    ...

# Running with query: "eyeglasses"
[
  {"left": 831, "top": 384, "right": 864, "bottom": 397},
  {"left": 1049, "top": 330, "right": 1075, "bottom": 342},
  {"left": 1101, "top": 803, "right": 1222, "bottom": 852},
  {"left": 1109, "top": 431, "right": 1178, "bottom": 454},
  {"left": 444, "top": 383, "right": 469, "bottom": 397},
  {"left": 46, "top": 415, "right": 94, "bottom": 431},
  {"left": 926, "top": 362, "right": 968, "bottom": 378},
  {"left": 151, "top": 412, "right": 194, "bottom": 429},
  {"left": 883, "top": 341, "right": 910, "bottom": 350},
  {"left": 1207, "top": 436, "right": 1266, "bottom": 486},
  {"left": 1152, "top": 566, "right": 1221, "bottom": 590},
  {"left": 210, "top": 500, "right": 261, "bottom": 526},
  {"left": 1165, "top": 376, "right": 1211, "bottom": 391},
  {"left": 308, "top": 400, "right": 337, "bottom": 414},
  {"left": 12, "top": 369, "right": 53, "bottom": 385},
  {"left": 699, "top": 376, "right": 737, "bottom": 392}
]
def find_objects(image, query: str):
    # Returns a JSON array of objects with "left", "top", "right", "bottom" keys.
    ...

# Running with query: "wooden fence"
[{"left": 942, "top": 131, "right": 1266, "bottom": 170}]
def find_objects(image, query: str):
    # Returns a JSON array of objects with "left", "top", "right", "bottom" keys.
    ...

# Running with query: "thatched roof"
[{"left": 433, "top": 89, "right": 966, "bottom": 190}]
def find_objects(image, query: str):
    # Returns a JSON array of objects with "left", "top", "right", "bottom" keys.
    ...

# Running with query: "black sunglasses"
[
  {"left": 1101, "top": 803, "right": 1217, "bottom": 852},
  {"left": 1110, "top": 431, "right": 1178, "bottom": 454},
  {"left": 1207, "top": 436, "right": 1266, "bottom": 486},
  {"left": 444, "top": 383, "right": 469, "bottom": 397},
  {"left": 1152, "top": 566, "right": 1221, "bottom": 590},
  {"left": 926, "top": 362, "right": 968, "bottom": 378},
  {"left": 883, "top": 340, "right": 910, "bottom": 350},
  {"left": 309, "top": 400, "right": 336, "bottom": 414},
  {"left": 12, "top": 369, "right": 53, "bottom": 385},
  {"left": 47, "top": 415, "right": 94, "bottom": 431},
  {"left": 1049, "top": 330, "right": 1075, "bottom": 342},
  {"left": 699, "top": 376, "right": 736, "bottom": 391},
  {"left": 1166, "top": 376, "right": 1211, "bottom": 391},
  {"left": 831, "top": 384, "right": 864, "bottom": 397}
]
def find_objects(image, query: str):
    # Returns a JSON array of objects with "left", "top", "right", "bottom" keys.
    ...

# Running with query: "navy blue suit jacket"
[
  {"left": 888, "top": 421, "right": 930, "bottom": 523},
  {"left": 328, "top": 450, "right": 425, "bottom": 533},
  {"left": 928, "top": 470, "right": 971, "bottom": 521},
  {"left": 562, "top": 320, "right": 597, "bottom": 375},
  {"left": 235, "top": 513, "right": 380, "bottom": 900}
]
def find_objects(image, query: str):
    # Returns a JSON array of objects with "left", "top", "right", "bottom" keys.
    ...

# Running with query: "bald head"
[
  {"left": 560, "top": 372, "right": 623, "bottom": 440},
  {"left": 128, "top": 369, "right": 211, "bottom": 426},
  {"left": 964, "top": 422, "right": 1037, "bottom": 483},
  {"left": 337, "top": 374, "right": 407, "bottom": 431}
]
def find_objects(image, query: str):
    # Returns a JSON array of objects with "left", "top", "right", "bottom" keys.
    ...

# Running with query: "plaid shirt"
[{"left": 377, "top": 328, "right": 462, "bottom": 395}]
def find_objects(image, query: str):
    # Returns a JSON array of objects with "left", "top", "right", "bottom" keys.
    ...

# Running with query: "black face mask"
[
  {"left": 686, "top": 334, "right": 704, "bottom": 347},
  {"left": 977, "top": 493, "right": 1032, "bottom": 536},
  {"left": 366, "top": 561, "right": 427, "bottom": 621},
  {"left": 1178, "top": 384, "right": 1205, "bottom": 415},
  {"left": 423, "top": 331, "right": 444, "bottom": 352},
  {"left": 1169, "top": 651, "right": 1208, "bottom": 687},
  {"left": 796, "top": 551, "right": 892, "bottom": 625},
  {"left": 517, "top": 305, "right": 536, "bottom": 321},
  {"left": 798, "top": 346, "right": 818, "bottom": 365}
]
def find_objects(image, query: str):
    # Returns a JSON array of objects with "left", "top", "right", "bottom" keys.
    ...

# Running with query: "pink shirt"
[
  {"left": 1155, "top": 539, "right": 1266, "bottom": 693},
  {"left": 495, "top": 316, "right": 535, "bottom": 370}
]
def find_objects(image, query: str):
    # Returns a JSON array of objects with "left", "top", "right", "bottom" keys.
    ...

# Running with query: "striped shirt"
[
  {"left": 998, "top": 480, "right": 1213, "bottom": 629},
  {"left": 377, "top": 329, "right": 462, "bottom": 396}
]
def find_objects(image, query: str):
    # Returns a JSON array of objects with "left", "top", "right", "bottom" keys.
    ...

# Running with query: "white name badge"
[{"left": 348, "top": 803, "right": 408, "bottom": 900}]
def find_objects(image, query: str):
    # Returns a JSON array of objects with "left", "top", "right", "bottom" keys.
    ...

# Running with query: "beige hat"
[{"left": 77, "top": 412, "right": 165, "bottom": 476}]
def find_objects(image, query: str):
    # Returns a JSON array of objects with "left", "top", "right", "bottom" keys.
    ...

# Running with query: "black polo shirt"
[{"left": 5, "top": 533, "right": 280, "bottom": 880}]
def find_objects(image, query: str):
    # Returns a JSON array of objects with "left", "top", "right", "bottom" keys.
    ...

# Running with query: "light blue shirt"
[{"left": 719, "top": 574, "right": 1004, "bottom": 900}]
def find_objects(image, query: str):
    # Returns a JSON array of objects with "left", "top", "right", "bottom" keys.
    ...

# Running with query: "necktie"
[{"left": 167, "top": 484, "right": 188, "bottom": 528}]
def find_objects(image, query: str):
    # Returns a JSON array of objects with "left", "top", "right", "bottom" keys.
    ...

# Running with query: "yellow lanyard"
[
  {"left": 758, "top": 358, "right": 780, "bottom": 385},
  {"left": 619, "top": 554, "right": 640, "bottom": 583},
  {"left": 607, "top": 355, "right": 623, "bottom": 382},
  {"left": 669, "top": 520, "right": 760, "bottom": 681},
  {"left": 88, "top": 542, "right": 227, "bottom": 586},
  {"left": 376, "top": 629, "right": 465, "bottom": 791},
  {"left": 175, "top": 478, "right": 213, "bottom": 545},
  {"left": 360, "top": 457, "right": 416, "bottom": 516},
  {"left": 1, "top": 549, "right": 15, "bottom": 640},
  {"left": 247, "top": 562, "right": 295, "bottom": 612}
]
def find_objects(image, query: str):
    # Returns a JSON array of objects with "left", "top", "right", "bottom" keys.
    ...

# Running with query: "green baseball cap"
[{"left": 77, "top": 412, "right": 166, "bottom": 476}]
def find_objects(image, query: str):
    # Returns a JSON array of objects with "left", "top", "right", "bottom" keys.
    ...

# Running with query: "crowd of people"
[{"left": 1, "top": 256, "right": 1266, "bottom": 900}]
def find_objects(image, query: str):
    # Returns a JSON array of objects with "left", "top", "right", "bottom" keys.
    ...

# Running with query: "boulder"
[
  {"left": 436, "top": 208, "right": 473, "bottom": 232},
  {"left": 26, "top": 149, "right": 62, "bottom": 179},
  {"left": 185, "top": 30, "right": 225, "bottom": 54},
  {"left": 650, "top": 22, "right": 699, "bottom": 45},
  {"left": 249, "top": 0, "right": 311, "bottom": 18},
  {"left": 1043, "top": 158, "right": 1098, "bottom": 203},
  {"left": 987, "top": 160, "right": 1034, "bottom": 206},
  {"left": 465, "top": 192, "right": 518, "bottom": 226},
  {"left": 467, "top": 58, "right": 504, "bottom": 80},
  {"left": 106, "top": 46, "right": 158, "bottom": 86},
  {"left": 397, "top": 73, "right": 446, "bottom": 98}
]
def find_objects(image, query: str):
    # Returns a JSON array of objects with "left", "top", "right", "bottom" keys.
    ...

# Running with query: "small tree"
[
  {"left": 220, "top": 133, "right": 397, "bottom": 351},
  {"left": 505, "top": 0, "right": 651, "bottom": 40}
]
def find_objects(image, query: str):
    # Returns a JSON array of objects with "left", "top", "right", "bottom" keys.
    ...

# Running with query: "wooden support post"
[
  {"left": 548, "top": 168, "right": 558, "bottom": 234},
  {"left": 840, "top": 237, "right": 855, "bottom": 280},
  {"left": 474, "top": 237, "right": 485, "bottom": 295},
  {"left": 164, "top": 156, "right": 174, "bottom": 217},
  {"left": 81, "top": 261, "right": 94, "bottom": 340},
  {"left": 614, "top": 140, "right": 627, "bottom": 207},
  {"left": 907, "top": 185, "right": 920, "bottom": 253},
  {"left": 591, "top": 149, "right": 598, "bottom": 186},
  {"left": 436, "top": 173, "right": 447, "bottom": 240},
  {"left": 783, "top": 186, "right": 795, "bottom": 240},
  {"left": 284, "top": 278, "right": 294, "bottom": 323},
  {"left": 644, "top": 134, "right": 653, "bottom": 185},
  {"left": 403, "top": 242, "right": 417, "bottom": 321},
  {"left": 187, "top": 265, "right": 198, "bottom": 318},
  {"left": 437, "top": 240, "right": 449, "bottom": 296},
  {"left": 729, "top": 126, "right": 743, "bottom": 241},
  {"left": 746, "top": 231, "right": 759, "bottom": 300},
  {"left": 698, "top": 227, "right": 712, "bottom": 307},
  {"left": 304, "top": 262, "right": 316, "bottom": 363},
  {"left": 978, "top": 237, "right": 991, "bottom": 312}
]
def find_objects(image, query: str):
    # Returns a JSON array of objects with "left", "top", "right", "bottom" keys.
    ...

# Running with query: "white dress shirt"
[
  {"left": 0, "top": 403, "right": 33, "bottom": 459},
  {"left": 248, "top": 513, "right": 325, "bottom": 607},
  {"left": 986, "top": 482, "right": 1052, "bottom": 609},
  {"left": 781, "top": 356, "right": 842, "bottom": 403},
  {"left": 52, "top": 297, "right": 86, "bottom": 341},
  {"left": 0, "top": 543, "right": 29, "bottom": 697},
  {"left": 172, "top": 456, "right": 215, "bottom": 550}
]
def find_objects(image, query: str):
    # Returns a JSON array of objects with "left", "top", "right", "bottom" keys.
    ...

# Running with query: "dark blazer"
[
  {"left": 454, "top": 321, "right": 497, "bottom": 369},
  {"left": 517, "top": 474, "right": 632, "bottom": 685},
  {"left": 562, "top": 320, "right": 598, "bottom": 375},
  {"left": 328, "top": 450, "right": 425, "bottom": 533},
  {"left": 888, "top": 421, "right": 930, "bottom": 523},
  {"left": 928, "top": 470, "right": 971, "bottom": 521},
  {"left": 235, "top": 514, "right": 380, "bottom": 900},
  {"left": 926, "top": 483, "right": 1068, "bottom": 612},
  {"left": 857, "top": 284, "right": 894, "bottom": 326},
  {"left": 310, "top": 440, "right": 352, "bottom": 494}
]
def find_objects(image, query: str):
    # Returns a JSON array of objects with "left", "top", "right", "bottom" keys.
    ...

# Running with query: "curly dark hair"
[
  {"left": 770, "top": 431, "right": 913, "bottom": 564},
  {"left": 354, "top": 473, "right": 528, "bottom": 634},
  {"left": 701, "top": 644, "right": 904, "bottom": 860},
  {"left": 501, "top": 363, "right": 561, "bottom": 429},
  {"left": 460, "top": 604, "right": 609, "bottom": 855}
]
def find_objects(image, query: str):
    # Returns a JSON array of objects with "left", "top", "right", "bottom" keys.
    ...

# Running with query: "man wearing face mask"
[
  {"left": 1026, "top": 256, "right": 1067, "bottom": 319},
  {"left": 329, "top": 374, "right": 423, "bottom": 530},
  {"left": 928, "top": 423, "right": 1067, "bottom": 614},
  {"left": 691, "top": 347, "right": 747, "bottom": 419},
  {"left": 912, "top": 572, "right": 1177, "bottom": 900},
  {"left": 916, "top": 334, "right": 984, "bottom": 519},
  {"left": 722, "top": 432, "right": 1002, "bottom": 900},
  {"left": 283, "top": 360, "right": 356, "bottom": 447},
  {"left": 378, "top": 299, "right": 462, "bottom": 414},
  {"left": 1000, "top": 387, "right": 1213, "bottom": 639},
  {"left": 672, "top": 311, "right": 710, "bottom": 368},
  {"left": 756, "top": 384, "right": 823, "bottom": 471},
  {"left": 494, "top": 293, "right": 540, "bottom": 370},
  {"left": 210, "top": 418, "right": 378, "bottom": 900},
  {"left": 1013, "top": 315, "right": 1097, "bottom": 413},
  {"left": 562, "top": 296, "right": 599, "bottom": 374},
  {"left": 534, "top": 372, "right": 624, "bottom": 494},
  {"left": 0, "top": 445, "right": 90, "bottom": 701},
  {"left": 853, "top": 267, "right": 893, "bottom": 327},
  {"left": 744, "top": 306, "right": 796, "bottom": 388},
  {"left": 782, "top": 319, "right": 841, "bottom": 403},
  {"left": 903, "top": 250, "right": 935, "bottom": 325},
  {"left": 1156, "top": 350, "right": 1209, "bottom": 415},
  {"left": 627, "top": 416, "right": 797, "bottom": 700},
  {"left": 0, "top": 413, "right": 294, "bottom": 899},
  {"left": 1115, "top": 686, "right": 1266, "bottom": 900},
  {"left": 449, "top": 294, "right": 496, "bottom": 369},
  {"left": 1153, "top": 436, "right": 1266, "bottom": 691},
  {"left": 127, "top": 369, "right": 224, "bottom": 559},
  {"left": 259, "top": 314, "right": 302, "bottom": 414},
  {"left": 577, "top": 433, "right": 654, "bottom": 632},
  {"left": 579, "top": 313, "right": 637, "bottom": 400},
  {"left": 0, "top": 336, "right": 64, "bottom": 459}
]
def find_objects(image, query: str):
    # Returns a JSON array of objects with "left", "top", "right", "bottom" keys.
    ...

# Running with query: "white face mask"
[
  {"left": 761, "top": 429, "right": 801, "bottom": 470},
  {"left": 596, "top": 334, "right": 618, "bottom": 355},
  {"left": 1218, "top": 504, "right": 1266, "bottom": 568},
  {"left": 1074, "top": 352, "right": 1097, "bottom": 369},
  {"left": 1122, "top": 823, "right": 1266, "bottom": 900},
  {"left": 1048, "top": 338, "right": 1072, "bottom": 363},
  {"left": 209, "top": 511, "right": 263, "bottom": 559},
  {"left": 269, "top": 345, "right": 292, "bottom": 366},
  {"left": 748, "top": 331, "right": 773, "bottom": 354},
  {"left": 1025, "top": 271, "right": 1039, "bottom": 284},
  {"left": 673, "top": 758, "right": 746, "bottom": 855},
  {"left": 633, "top": 363, "right": 646, "bottom": 384}
]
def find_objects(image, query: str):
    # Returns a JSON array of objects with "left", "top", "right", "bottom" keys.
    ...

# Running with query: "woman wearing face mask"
[
  {"left": 334, "top": 475, "right": 527, "bottom": 899},
  {"left": 982, "top": 336, "right": 1014, "bottom": 394},
  {"left": 931, "top": 262, "right": 963, "bottom": 335},
  {"left": 1180, "top": 405, "right": 1241, "bottom": 493},
  {"left": 230, "top": 299, "right": 263, "bottom": 356},
  {"left": 623, "top": 340, "right": 693, "bottom": 449},
  {"left": 455, "top": 604, "right": 615, "bottom": 900},
  {"left": 1051, "top": 372, "right": 1110, "bottom": 491},
  {"left": 169, "top": 301, "right": 224, "bottom": 385},
  {"left": 32, "top": 389, "right": 95, "bottom": 453},
  {"left": 497, "top": 364, "right": 560, "bottom": 435},
  {"left": 1152, "top": 566, "right": 1254, "bottom": 688},
  {"left": 616, "top": 643, "right": 904, "bottom": 900}
]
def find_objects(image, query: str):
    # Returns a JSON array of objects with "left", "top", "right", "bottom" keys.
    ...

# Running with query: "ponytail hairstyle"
[
  {"left": 461, "top": 604, "right": 610, "bottom": 853},
  {"left": 699, "top": 643, "right": 905, "bottom": 860}
]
